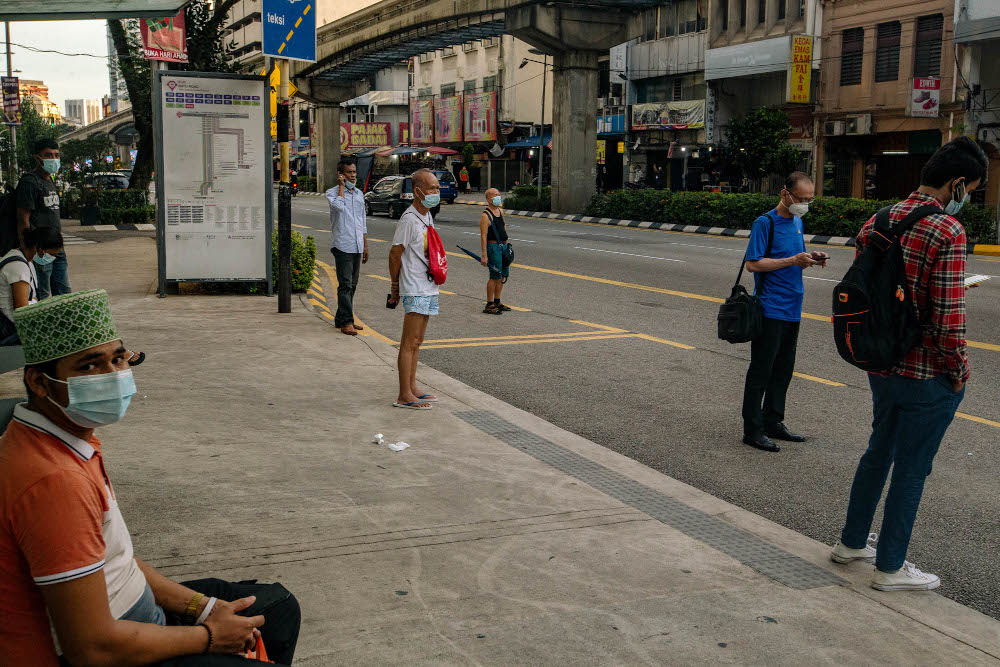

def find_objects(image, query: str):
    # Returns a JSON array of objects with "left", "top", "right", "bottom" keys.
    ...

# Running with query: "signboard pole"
[
  {"left": 4, "top": 22, "right": 17, "bottom": 174},
  {"left": 277, "top": 58, "right": 292, "bottom": 314},
  {"left": 538, "top": 54, "right": 546, "bottom": 201}
]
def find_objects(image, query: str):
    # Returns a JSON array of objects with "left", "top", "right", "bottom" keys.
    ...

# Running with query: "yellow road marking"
[
  {"left": 364, "top": 273, "right": 456, "bottom": 295},
  {"left": 421, "top": 333, "right": 635, "bottom": 350},
  {"left": 974, "top": 257, "right": 1000, "bottom": 263},
  {"left": 570, "top": 320, "right": 628, "bottom": 333},
  {"left": 309, "top": 283, "right": 323, "bottom": 293},
  {"left": 308, "top": 299, "right": 327, "bottom": 310},
  {"left": 969, "top": 340, "right": 1000, "bottom": 352},
  {"left": 317, "top": 260, "right": 397, "bottom": 345},
  {"left": 307, "top": 290, "right": 325, "bottom": 301},
  {"left": 793, "top": 372, "right": 846, "bottom": 387},
  {"left": 368, "top": 238, "right": 387, "bottom": 243},
  {"left": 504, "top": 304, "right": 533, "bottom": 312},
  {"left": 956, "top": 412, "right": 1000, "bottom": 429},
  {"left": 424, "top": 331, "right": 631, "bottom": 344},
  {"left": 293, "top": 224, "right": 311, "bottom": 229},
  {"left": 320, "top": 311, "right": 334, "bottom": 321},
  {"left": 632, "top": 333, "right": 696, "bottom": 350}
]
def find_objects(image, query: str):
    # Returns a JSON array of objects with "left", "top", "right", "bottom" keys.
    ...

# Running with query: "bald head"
[
  {"left": 485, "top": 188, "right": 500, "bottom": 200},
  {"left": 412, "top": 168, "right": 436, "bottom": 191}
]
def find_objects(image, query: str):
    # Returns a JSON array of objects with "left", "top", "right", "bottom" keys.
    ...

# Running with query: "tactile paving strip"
[{"left": 456, "top": 411, "right": 847, "bottom": 590}]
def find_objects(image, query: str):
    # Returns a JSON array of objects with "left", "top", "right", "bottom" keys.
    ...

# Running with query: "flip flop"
[
  {"left": 416, "top": 394, "right": 438, "bottom": 403},
  {"left": 393, "top": 401, "right": 432, "bottom": 410}
]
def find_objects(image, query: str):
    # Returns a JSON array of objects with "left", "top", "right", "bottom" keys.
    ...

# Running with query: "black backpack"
[
  {"left": 0, "top": 183, "right": 19, "bottom": 256},
  {"left": 717, "top": 213, "right": 774, "bottom": 344},
  {"left": 832, "top": 204, "right": 940, "bottom": 371}
]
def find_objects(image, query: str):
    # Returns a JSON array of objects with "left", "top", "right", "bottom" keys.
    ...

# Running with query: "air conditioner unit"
[
  {"left": 846, "top": 114, "right": 872, "bottom": 135},
  {"left": 824, "top": 120, "right": 846, "bottom": 136}
]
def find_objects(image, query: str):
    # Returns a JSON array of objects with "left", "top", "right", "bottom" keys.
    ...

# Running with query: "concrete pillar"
[
  {"left": 315, "top": 105, "right": 341, "bottom": 193},
  {"left": 551, "top": 50, "right": 599, "bottom": 213}
]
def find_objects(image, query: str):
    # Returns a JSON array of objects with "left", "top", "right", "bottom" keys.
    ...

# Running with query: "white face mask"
[{"left": 788, "top": 202, "right": 810, "bottom": 217}]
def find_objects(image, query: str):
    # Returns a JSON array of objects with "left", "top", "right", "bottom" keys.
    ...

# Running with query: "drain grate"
[{"left": 456, "top": 411, "right": 846, "bottom": 590}]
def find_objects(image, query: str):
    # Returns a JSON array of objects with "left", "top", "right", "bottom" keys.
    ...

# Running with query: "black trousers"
[
  {"left": 742, "top": 317, "right": 800, "bottom": 436},
  {"left": 61, "top": 579, "right": 301, "bottom": 666},
  {"left": 331, "top": 247, "right": 362, "bottom": 328}
]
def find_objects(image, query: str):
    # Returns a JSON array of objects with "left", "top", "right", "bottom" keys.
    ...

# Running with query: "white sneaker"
[
  {"left": 871, "top": 561, "right": 941, "bottom": 591},
  {"left": 831, "top": 532, "right": 878, "bottom": 564}
]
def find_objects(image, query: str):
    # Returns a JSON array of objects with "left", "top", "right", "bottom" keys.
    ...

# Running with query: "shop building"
[{"left": 816, "top": 0, "right": 958, "bottom": 200}]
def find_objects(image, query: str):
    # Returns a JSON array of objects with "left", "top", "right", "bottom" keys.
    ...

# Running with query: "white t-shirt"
[
  {"left": 0, "top": 249, "right": 37, "bottom": 322},
  {"left": 392, "top": 206, "right": 440, "bottom": 297}
]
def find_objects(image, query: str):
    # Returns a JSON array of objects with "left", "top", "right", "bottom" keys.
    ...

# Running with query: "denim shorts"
[
  {"left": 402, "top": 295, "right": 439, "bottom": 315},
  {"left": 487, "top": 243, "right": 510, "bottom": 280}
]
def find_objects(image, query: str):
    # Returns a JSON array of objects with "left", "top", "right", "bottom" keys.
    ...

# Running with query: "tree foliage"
[
  {"left": 108, "top": 0, "right": 240, "bottom": 191},
  {"left": 462, "top": 143, "right": 475, "bottom": 167},
  {"left": 60, "top": 134, "right": 117, "bottom": 180},
  {"left": 721, "top": 108, "right": 802, "bottom": 180}
]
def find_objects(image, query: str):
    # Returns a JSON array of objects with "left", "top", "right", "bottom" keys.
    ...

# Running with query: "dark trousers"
[
  {"left": 742, "top": 317, "right": 800, "bottom": 436},
  {"left": 840, "top": 374, "right": 964, "bottom": 572},
  {"left": 35, "top": 251, "right": 71, "bottom": 299},
  {"left": 331, "top": 247, "right": 362, "bottom": 328},
  {"left": 59, "top": 579, "right": 299, "bottom": 666}
]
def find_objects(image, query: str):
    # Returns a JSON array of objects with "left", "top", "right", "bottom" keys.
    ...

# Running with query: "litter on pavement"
[{"left": 387, "top": 442, "right": 410, "bottom": 452}]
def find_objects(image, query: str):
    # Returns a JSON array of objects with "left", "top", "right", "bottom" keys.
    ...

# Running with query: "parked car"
[
  {"left": 364, "top": 176, "right": 441, "bottom": 219},
  {"left": 83, "top": 172, "right": 130, "bottom": 190},
  {"left": 431, "top": 169, "right": 458, "bottom": 204}
]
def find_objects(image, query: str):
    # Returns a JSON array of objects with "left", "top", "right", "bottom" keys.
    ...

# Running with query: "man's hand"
[
  {"left": 792, "top": 252, "right": 818, "bottom": 269},
  {"left": 810, "top": 251, "right": 829, "bottom": 268},
  {"left": 203, "top": 596, "right": 265, "bottom": 654},
  {"left": 362, "top": 247, "right": 369, "bottom": 264},
  {"left": 952, "top": 378, "right": 966, "bottom": 393},
  {"left": 337, "top": 173, "right": 345, "bottom": 187},
  {"left": 480, "top": 256, "right": 488, "bottom": 267}
]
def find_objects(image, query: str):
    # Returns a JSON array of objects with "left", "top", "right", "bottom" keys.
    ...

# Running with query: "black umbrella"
[{"left": 457, "top": 245, "right": 502, "bottom": 275}]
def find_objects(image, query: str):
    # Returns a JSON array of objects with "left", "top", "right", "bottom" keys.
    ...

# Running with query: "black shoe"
[
  {"left": 743, "top": 433, "right": 781, "bottom": 452},
  {"left": 496, "top": 302, "right": 512, "bottom": 312},
  {"left": 766, "top": 423, "right": 806, "bottom": 442}
]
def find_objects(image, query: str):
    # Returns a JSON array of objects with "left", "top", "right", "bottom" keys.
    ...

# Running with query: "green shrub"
[
  {"left": 95, "top": 189, "right": 153, "bottom": 225},
  {"left": 298, "top": 176, "right": 317, "bottom": 192},
  {"left": 506, "top": 184, "right": 551, "bottom": 212},
  {"left": 271, "top": 230, "right": 316, "bottom": 293},
  {"left": 585, "top": 190, "right": 998, "bottom": 243}
]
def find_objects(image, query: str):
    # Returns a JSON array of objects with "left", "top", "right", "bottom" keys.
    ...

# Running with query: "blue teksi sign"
[{"left": 262, "top": 0, "right": 316, "bottom": 63}]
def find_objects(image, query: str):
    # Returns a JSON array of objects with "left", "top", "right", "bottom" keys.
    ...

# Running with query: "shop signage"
[
  {"left": 140, "top": 12, "right": 189, "bottom": 63},
  {"left": 786, "top": 35, "right": 813, "bottom": 104},
  {"left": 598, "top": 114, "right": 625, "bottom": 134},
  {"left": 464, "top": 91, "right": 496, "bottom": 141},
  {"left": 339, "top": 122, "right": 391, "bottom": 151},
  {"left": 632, "top": 100, "right": 706, "bottom": 131},
  {"left": 399, "top": 121, "right": 409, "bottom": 144},
  {"left": 2, "top": 76, "right": 21, "bottom": 126},
  {"left": 705, "top": 86, "right": 717, "bottom": 143},
  {"left": 911, "top": 78, "right": 941, "bottom": 118},
  {"left": 706, "top": 35, "right": 792, "bottom": 81},
  {"left": 597, "top": 140, "right": 606, "bottom": 165},
  {"left": 617, "top": 141, "right": 625, "bottom": 154}
]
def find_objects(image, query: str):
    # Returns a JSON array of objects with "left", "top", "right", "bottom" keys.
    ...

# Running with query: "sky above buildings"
[{"left": 4, "top": 20, "right": 111, "bottom": 110}]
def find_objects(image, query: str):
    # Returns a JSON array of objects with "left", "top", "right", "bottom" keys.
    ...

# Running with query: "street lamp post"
[
  {"left": 4, "top": 22, "right": 17, "bottom": 175},
  {"left": 537, "top": 53, "right": 546, "bottom": 202}
]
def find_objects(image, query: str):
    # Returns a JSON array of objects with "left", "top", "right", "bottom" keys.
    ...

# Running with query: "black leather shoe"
[
  {"left": 766, "top": 423, "right": 807, "bottom": 442},
  {"left": 743, "top": 433, "right": 780, "bottom": 452}
]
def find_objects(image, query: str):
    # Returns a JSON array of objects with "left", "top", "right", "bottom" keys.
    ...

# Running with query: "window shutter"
[
  {"left": 874, "top": 21, "right": 901, "bottom": 83},
  {"left": 840, "top": 28, "right": 864, "bottom": 86},
  {"left": 914, "top": 14, "right": 943, "bottom": 77}
]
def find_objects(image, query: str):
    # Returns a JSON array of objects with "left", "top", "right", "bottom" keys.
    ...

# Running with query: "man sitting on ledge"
[{"left": 0, "top": 290, "right": 301, "bottom": 666}]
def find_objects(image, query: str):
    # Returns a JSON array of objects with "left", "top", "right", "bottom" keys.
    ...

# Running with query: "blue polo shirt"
[{"left": 746, "top": 209, "right": 806, "bottom": 322}]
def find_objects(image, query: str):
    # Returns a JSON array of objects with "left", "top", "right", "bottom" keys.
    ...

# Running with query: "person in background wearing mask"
[
  {"left": 0, "top": 226, "right": 64, "bottom": 345},
  {"left": 388, "top": 169, "right": 440, "bottom": 410},
  {"left": 0, "top": 290, "right": 301, "bottom": 665},
  {"left": 325, "top": 160, "right": 368, "bottom": 336},
  {"left": 479, "top": 188, "right": 511, "bottom": 314},
  {"left": 741, "top": 171, "right": 829, "bottom": 453},
  {"left": 15, "top": 139, "right": 70, "bottom": 300},
  {"left": 830, "top": 137, "right": 987, "bottom": 592}
]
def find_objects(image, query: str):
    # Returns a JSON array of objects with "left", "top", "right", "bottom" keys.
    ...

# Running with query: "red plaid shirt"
[{"left": 856, "top": 191, "right": 970, "bottom": 383}]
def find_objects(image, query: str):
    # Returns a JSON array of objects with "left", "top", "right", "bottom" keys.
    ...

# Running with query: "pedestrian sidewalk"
[{"left": 3, "top": 237, "right": 998, "bottom": 665}]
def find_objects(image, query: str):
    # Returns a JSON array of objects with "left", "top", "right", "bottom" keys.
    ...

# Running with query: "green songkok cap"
[{"left": 13, "top": 289, "right": 121, "bottom": 365}]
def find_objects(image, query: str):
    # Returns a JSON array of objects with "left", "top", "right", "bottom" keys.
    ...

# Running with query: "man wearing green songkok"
[{"left": 0, "top": 290, "right": 301, "bottom": 666}]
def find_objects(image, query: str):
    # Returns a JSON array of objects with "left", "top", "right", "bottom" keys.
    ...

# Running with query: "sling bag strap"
[{"left": 733, "top": 212, "right": 776, "bottom": 290}]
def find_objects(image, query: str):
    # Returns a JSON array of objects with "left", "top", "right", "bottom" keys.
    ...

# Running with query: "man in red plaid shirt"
[{"left": 831, "top": 137, "right": 988, "bottom": 592}]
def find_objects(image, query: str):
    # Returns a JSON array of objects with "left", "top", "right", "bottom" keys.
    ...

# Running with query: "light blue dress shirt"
[{"left": 325, "top": 185, "right": 367, "bottom": 253}]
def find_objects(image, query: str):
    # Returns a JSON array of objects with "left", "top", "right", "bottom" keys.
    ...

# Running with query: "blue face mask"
[
  {"left": 46, "top": 369, "right": 137, "bottom": 428},
  {"left": 41, "top": 158, "right": 60, "bottom": 175},
  {"left": 346, "top": 179, "right": 356, "bottom": 190},
  {"left": 491, "top": 196, "right": 503, "bottom": 207},
  {"left": 418, "top": 188, "right": 440, "bottom": 208},
  {"left": 944, "top": 180, "right": 968, "bottom": 216},
  {"left": 33, "top": 252, "right": 56, "bottom": 266}
]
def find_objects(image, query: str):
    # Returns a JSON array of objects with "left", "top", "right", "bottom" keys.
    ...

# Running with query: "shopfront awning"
[
  {"left": 0, "top": 0, "right": 190, "bottom": 20},
  {"left": 426, "top": 146, "right": 459, "bottom": 155},
  {"left": 503, "top": 134, "right": 552, "bottom": 149}
]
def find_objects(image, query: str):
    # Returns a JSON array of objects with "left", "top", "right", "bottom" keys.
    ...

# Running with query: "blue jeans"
[
  {"left": 840, "top": 373, "right": 964, "bottom": 572},
  {"left": 35, "top": 250, "right": 71, "bottom": 299}
]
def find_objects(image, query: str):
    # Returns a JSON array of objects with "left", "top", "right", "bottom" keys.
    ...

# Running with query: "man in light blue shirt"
[{"left": 325, "top": 161, "right": 368, "bottom": 336}]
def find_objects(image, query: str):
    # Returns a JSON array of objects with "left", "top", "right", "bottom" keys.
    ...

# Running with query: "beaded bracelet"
[{"left": 199, "top": 623, "right": 214, "bottom": 654}]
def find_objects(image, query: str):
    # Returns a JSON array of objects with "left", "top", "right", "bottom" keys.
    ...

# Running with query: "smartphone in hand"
[{"left": 386, "top": 293, "right": 398, "bottom": 309}]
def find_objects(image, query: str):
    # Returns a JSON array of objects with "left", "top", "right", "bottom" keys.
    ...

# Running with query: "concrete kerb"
[{"left": 452, "top": 200, "right": 1000, "bottom": 255}]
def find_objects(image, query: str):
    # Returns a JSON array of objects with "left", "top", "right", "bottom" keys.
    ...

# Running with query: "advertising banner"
[
  {"left": 140, "top": 12, "right": 189, "bottom": 63},
  {"left": 339, "top": 122, "right": 391, "bottom": 151},
  {"left": 2, "top": 77, "right": 20, "bottom": 126},
  {"left": 632, "top": 100, "right": 706, "bottom": 131},
  {"left": 434, "top": 95, "right": 463, "bottom": 143},
  {"left": 911, "top": 78, "right": 941, "bottom": 118},
  {"left": 596, "top": 140, "right": 606, "bottom": 165},
  {"left": 786, "top": 35, "right": 812, "bottom": 104},
  {"left": 410, "top": 99, "right": 434, "bottom": 144},
  {"left": 463, "top": 91, "right": 496, "bottom": 141}
]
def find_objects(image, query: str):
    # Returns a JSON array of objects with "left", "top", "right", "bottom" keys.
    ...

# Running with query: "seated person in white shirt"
[{"left": 0, "top": 225, "right": 63, "bottom": 345}]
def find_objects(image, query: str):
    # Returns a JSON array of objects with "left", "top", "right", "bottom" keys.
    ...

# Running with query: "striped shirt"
[
  {"left": 0, "top": 404, "right": 147, "bottom": 665},
  {"left": 856, "top": 191, "right": 970, "bottom": 383},
  {"left": 326, "top": 185, "right": 367, "bottom": 254}
]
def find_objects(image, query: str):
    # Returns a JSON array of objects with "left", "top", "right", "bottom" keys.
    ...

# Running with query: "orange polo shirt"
[{"left": 0, "top": 403, "right": 147, "bottom": 665}]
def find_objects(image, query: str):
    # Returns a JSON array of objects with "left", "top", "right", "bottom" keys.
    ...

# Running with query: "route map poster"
[
  {"left": 154, "top": 72, "right": 271, "bottom": 289},
  {"left": 464, "top": 91, "right": 496, "bottom": 142},
  {"left": 434, "top": 95, "right": 463, "bottom": 143}
]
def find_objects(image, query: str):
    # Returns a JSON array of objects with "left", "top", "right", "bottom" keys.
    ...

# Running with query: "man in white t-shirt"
[{"left": 388, "top": 169, "right": 440, "bottom": 410}]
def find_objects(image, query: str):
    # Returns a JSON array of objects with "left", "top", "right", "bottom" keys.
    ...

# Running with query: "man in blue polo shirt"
[{"left": 741, "top": 172, "right": 830, "bottom": 452}]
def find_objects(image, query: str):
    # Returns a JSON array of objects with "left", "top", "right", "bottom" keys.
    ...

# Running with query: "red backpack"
[{"left": 422, "top": 224, "right": 448, "bottom": 285}]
